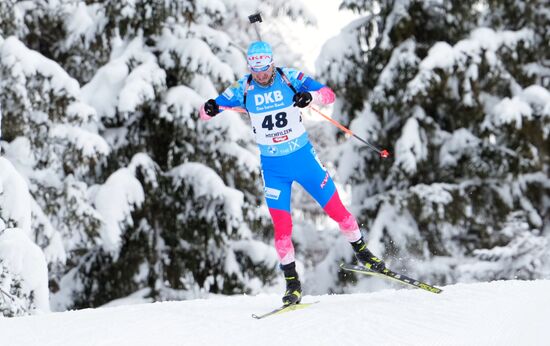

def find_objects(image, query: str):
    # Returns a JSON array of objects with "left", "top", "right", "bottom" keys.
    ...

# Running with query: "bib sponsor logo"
[
  {"left": 288, "top": 139, "right": 301, "bottom": 151},
  {"left": 254, "top": 91, "right": 283, "bottom": 106},
  {"left": 264, "top": 187, "right": 281, "bottom": 200},
  {"left": 272, "top": 135, "right": 288, "bottom": 143}
]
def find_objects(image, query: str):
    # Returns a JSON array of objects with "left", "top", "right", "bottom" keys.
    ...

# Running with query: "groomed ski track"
[{"left": 1, "top": 280, "right": 548, "bottom": 346}]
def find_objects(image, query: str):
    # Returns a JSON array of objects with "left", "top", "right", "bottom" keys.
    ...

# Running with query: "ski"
[
  {"left": 340, "top": 263, "right": 443, "bottom": 294},
  {"left": 252, "top": 301, "right": 319, "bottom": 320}
]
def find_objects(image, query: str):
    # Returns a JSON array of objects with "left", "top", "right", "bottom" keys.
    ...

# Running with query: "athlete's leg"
[
  {"left": 295, "top": 147, "right": 362, "bottom": 242},
  {"left": 261, "top": 169, "right": 295, "bottom": 265},
  {"left": 296, "top": 148, "right": 385, "bottom": 270},
  {"left": 261, "top": 154, "right": 304, "bottom": 305}
]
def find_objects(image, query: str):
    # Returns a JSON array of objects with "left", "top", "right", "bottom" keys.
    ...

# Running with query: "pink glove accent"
[
  {"left": 311, "top": 87, "right": 336, "bottom": 106},
  {"left": 199, "top": 104, "right": 213, "bottom": 121}
]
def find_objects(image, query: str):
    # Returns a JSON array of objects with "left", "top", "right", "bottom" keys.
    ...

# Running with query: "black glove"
[
  {"left": 204, "top": 99, "right": 220, "bottom": 116},
  {"left": 292, "top": 92, "right": 313, "bottom": 108}
]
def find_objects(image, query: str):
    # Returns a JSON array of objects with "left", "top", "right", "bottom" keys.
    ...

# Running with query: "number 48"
[{"left": 261, "top": 112, "right": 288, "bottom": 130}]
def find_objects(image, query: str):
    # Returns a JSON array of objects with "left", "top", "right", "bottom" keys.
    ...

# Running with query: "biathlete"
[{"left": 199, "top": 41, "right": 385, "bottom": 306}]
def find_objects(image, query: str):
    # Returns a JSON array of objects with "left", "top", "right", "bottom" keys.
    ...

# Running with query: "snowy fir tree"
[
  {"left": 0, "top": 258, "right": 33, "bottom": 318},
  {"left": 317, "top": 0, "right": 550, "bottom": 288},
  {"left": 0, "top": 159, "right": 50, "bottom": 316},
  {"left": 0, "top": 231, "right": 50, "bottom": 318}
]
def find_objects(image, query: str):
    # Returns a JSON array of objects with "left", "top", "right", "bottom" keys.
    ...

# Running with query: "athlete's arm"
[
  {"left": 282, "top": 68, "right": 335, "bottom": 106},
  {"left": 199, "top": 77, "right": 247, "bottom": 121}
]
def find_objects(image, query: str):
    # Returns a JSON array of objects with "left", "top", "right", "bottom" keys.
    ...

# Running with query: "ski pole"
[
  {"left": 219, "top": 105, "right": 246, "bottom": 113},
  {"left": 309, "top": 106, "right": 390, "bottom": 158}
]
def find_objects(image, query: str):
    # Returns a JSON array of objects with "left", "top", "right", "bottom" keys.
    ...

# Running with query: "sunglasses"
[{"left": 249, "top": 63, "right": 273, "bottom": 73}]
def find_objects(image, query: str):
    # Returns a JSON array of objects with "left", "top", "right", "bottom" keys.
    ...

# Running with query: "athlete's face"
[{"left": 251, "top": 64, "right": 275, "bottom": 86}]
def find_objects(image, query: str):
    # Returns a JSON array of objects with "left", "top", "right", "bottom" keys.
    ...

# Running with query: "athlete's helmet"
[{"left": 247, "top": 41, "right": 273, "bottom": 72}]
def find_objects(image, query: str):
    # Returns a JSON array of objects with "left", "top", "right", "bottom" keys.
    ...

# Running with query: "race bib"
[
  {"left": 249, "top": 105, "right": 305, "bottom": 146},
  {"left": 246, "top": 74, "right": 309, "bottom": 156}
]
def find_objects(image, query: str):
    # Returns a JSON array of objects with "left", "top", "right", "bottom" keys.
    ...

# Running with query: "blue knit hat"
[{"left": 246, "top": 41, "right": 273, "bottom": 72}]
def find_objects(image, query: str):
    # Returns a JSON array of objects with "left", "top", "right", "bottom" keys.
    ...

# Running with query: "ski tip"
[
  {"left": 251, "top": 301, "right": 320, "bottom": 320},
  {"left": 432, "top": 287, "right": 444, "bottom": 294},
  {"left": 417, "top": 282, "right": 443, "bottom": 294},
  {"left": 339, "top": 262, "right": 349, "bottom": 269}
]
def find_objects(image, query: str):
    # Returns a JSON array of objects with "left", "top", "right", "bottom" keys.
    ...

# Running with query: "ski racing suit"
[{"left": 200, "top": 67, "right": 362, "bottom": 264}]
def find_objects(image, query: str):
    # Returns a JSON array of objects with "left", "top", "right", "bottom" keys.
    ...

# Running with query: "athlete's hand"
[
  {"left": 293, "top": 92, "right": 313, "bottom": 108},
  {"left": 204, "top": 99, "right": 220, "bottom": 116}
]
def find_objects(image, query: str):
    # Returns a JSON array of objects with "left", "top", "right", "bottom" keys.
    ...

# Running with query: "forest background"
[{"left": 0, "top": 0, "right": 548, "bottom": 317}]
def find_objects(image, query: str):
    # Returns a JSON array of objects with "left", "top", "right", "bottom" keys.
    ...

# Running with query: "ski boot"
[
  {"left": 281, "top": 262, "right": 302, "bottom": 306},
  {"left": 351, "top": 238, "right": 386, "bottom": 272}
]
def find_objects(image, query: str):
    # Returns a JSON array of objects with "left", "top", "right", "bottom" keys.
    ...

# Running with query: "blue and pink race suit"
[{"left": 200, "top": 68, "right": 362, "bottom": 264}]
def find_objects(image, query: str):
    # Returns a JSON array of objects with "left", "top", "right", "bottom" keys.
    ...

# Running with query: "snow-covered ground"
[{"left": 1, "top": 280, "right": 548, "bottom": 346}]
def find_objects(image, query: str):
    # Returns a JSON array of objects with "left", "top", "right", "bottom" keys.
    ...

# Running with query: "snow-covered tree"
[
  {"left": 0, "top": 257, "right": 34, "bottom": 318},
  {"left": 317, "top": 0, "right": 550, "bottom": 287},
  {"left": 0, "top": 228, "right": 50, "bottom": 316},
  {"left": 0, "top": 32, "right": 108, "bottom": 301},
  {"left": 0, "top": 159, "right": 50, "bottom": 316}
]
